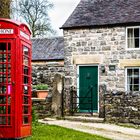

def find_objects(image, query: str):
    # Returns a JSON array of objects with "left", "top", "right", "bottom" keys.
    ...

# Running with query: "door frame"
[{"left": 77, "top": 65, "right": 99, "bottom": 113}]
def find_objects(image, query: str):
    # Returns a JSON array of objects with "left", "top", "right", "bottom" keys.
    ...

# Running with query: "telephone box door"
[{"left": 0, "top": 40, "right": 15, "bottom": 137}]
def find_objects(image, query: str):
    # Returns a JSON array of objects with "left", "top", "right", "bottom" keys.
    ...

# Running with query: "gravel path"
[{"left": 39, "top": 118, "right": 140, "bottom": 140}]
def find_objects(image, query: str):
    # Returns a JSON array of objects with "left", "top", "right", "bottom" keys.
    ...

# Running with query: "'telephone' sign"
[{"left": 0, "top": 29, "right": 14, "bottom": 34}]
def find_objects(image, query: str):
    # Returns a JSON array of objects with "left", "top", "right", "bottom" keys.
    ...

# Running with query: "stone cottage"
[
  {"left": 32, "top": 37, "right": 64, "bottom": 92},
  {"left": 61, "top": 0, "right": 140, "bottom": 123}
]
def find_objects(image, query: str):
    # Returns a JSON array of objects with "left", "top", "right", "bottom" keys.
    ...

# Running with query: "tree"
[
  {"left": 0, "top": 0, "right": 11, "bottom": 18},
  {"left": 14, "top": 0, "right": 56, "bottom": 37}
]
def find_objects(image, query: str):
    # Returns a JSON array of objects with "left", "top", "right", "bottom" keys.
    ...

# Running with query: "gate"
[{"left": 70, "top": 86, "right": 94, "bottom": 115}]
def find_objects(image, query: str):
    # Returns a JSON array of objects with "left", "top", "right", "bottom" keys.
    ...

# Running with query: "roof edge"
[
  {"left": 60, "top": 22, "right": 140, "bottom": 30},
  {"left": 32, "top": 58, "right": 64, "bottom": 61}
]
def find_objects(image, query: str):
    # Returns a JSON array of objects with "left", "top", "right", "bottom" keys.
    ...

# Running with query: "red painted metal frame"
[{"left": 0, "top": 19, "right": 32, "bottom": 139}]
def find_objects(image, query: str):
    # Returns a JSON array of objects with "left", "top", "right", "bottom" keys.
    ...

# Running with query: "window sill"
[{"left": 126, "top": 48, "right": 140, "bottom": 51}]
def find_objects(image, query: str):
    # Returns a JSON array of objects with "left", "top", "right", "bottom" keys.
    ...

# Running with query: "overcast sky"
[{"left": 48, "top": 0, "right": 80, "bottom": 36}]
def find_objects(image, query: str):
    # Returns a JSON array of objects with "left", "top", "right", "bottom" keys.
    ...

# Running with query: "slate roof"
[
  {"left": 61, "top": 0, "right": 140, "bottom": 29},
  {"left": 32, "top": 37, "right": 64, "bottom": 61}
]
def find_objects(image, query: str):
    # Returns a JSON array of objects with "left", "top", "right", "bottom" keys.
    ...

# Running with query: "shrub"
[
  {"left": 33, "top": 84, "right": 48, "bottom": 90},
  {"left": 32, "top": 107, "right": 38, "bottom": 125}
]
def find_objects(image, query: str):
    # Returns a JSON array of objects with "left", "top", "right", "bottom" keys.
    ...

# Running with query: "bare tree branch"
[{"left": 12, "top": 0, "right": 56, "bottom": 37}]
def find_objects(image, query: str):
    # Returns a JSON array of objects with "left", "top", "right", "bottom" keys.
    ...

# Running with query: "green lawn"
[{"left": 26, "top": 123, "right": 110, "bottom": 140}]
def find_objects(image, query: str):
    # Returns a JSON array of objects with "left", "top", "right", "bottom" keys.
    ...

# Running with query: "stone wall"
[
  {"left": 32, "top": 62, "right": 64, "bottom": 93},
  {"left": 63, "top": 27, "right": 140, "bottom": 110},
  {"left": 104, "top": 91, "right": 140, "bottom": 124},
  {"left": 32, "top": 98, "right": 52, "bottom": 119}
]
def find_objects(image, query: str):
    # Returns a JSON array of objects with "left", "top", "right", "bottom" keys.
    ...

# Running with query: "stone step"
[
  {"left": 64, "top": 116, "right": 104, "bottom": 123},
  {"left": 73, "top": 113, "right": 99, "bottom": 117}
]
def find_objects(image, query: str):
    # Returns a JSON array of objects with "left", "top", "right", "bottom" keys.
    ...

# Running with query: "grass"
[{"left": 26, "top": 123, "right": 110, "bottom": 140}]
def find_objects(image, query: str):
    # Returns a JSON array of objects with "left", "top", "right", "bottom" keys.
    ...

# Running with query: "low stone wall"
[
  {"left": 32, "top": 63, "right": 64, "bottom": 94},
  {"left": 104, "top": 91, "right": 140, "bottom": 124},
  {"left": 32, "top": 98, "right": 52, "bottom": 119}
]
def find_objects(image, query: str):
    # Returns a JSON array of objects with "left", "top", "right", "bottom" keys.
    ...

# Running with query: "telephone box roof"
[{"left": 0, "top": 18, "right": 31, "bottom": 34}]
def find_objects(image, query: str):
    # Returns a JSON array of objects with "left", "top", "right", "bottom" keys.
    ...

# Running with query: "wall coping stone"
[{"left": 32, "top": 98, "right": 46, "bottom": 101}]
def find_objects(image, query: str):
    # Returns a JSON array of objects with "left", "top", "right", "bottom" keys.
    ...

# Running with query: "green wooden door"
[{"left": 79, "top": 66, "right": 98, "bottom": 112}]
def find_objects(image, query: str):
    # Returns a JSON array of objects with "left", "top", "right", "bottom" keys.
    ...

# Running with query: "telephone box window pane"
[
  {"left": 24, "top": 86, "right": 28, "bottom": 94},
  {"left": 0, "top": 54, "right": 6, "bottom": 62},
  {"left": 0, "top": 43, "right": 6, "bottom": 52},
  {"left": 8, "top": 54, "right": 11, "bottom": 62},
  {"left": 0, "top": 85, "right": 6, "bottom": 94},
  {"left": 0, "top": 116, "right": 6, "bottom": 125},
  {"left": 8, "top": 106, "right": 11, "bottom": 114},
  {"left": 24, "top": 56, "right": 29, "bottom": 66},
  {"left": 24, "top": 76, "right": 28, "bottom": 84},
  {"left": 0, "top": 96, "right": 6, "bottom": 104},
  {"left": 8, "top": 43, "right": 11, "bottom": 52},
  {"left": 0, "top": 76, "right": 6, "bottom": 83},
  {"left": 23, "top": 116, "right": 29, "bottom": 124},
  {"left": 8, "top": 116, "right": 11, "bottom": 125},
  {"left": 23, "top": 47, "right": 29, "bottom": 56},
  {"left": 23, "top": 96, "right": 28, "bottom": 104},
  {"left": 8, "top": 96, "right": 11, "bottom": 104},
  {"left": 8, "top": 76, "right": 11, "bottom": 83},
  {"left": 0, "top": 106, "right": 6, "bottom": 114},
  {"left": 0, "top": 68, "right": 6, "bottom": 73},
  {"left": 24, "top": 66, "right": 28, "bottom": 75},
  {"left": 0, "top": 64, "right": 6, "bottom": 71},
  {"left": 23, "top": 106, "right": 29, "bottom": 114}
]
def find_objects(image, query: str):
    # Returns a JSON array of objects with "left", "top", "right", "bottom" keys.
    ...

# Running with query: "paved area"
[{"left": 39, "top": 118, "right": 140, "bottom": 140}]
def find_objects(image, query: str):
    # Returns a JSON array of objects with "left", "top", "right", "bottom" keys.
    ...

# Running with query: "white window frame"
[
  {"left": 126, "top": 26, "right": 140, "bottom": 50},
  {"left": 125, "top": 67, "right": 140, "bottom": 92}
]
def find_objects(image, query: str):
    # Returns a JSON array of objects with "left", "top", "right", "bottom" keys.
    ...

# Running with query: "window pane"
[
  {"left": 8, "top": 43, "right": 11, "bottom": 52},
  {"left": 128, "top": 28, "right": 133, "bottom": 38},
  {"left": 127, "top": 76, "right": 132, "bottom": 85},
  {"left": 0, "top": 116, "right": 6, "bottom": 125},
  {"left": 24, "top": 76, "right": 28, "bottom": 84},
  {"left": 23, "top": 47, "right": 29, "bottom": 56},
  {"left": 135, "top": 38, "right": 139, "bottom": 48},
  {"left": 0, "top": 54, "right": 6, "bottom": 62},
  {"left": 23, "top": 116, "right": 29, "bottom": 124},
  {"left": 130, "top": 85, "right": 133, "bottom": 91},
  {"left": 134, "top": 69, "right": 139, "bottom": 77},
  {"left": 8, "top": 106, "right": 11, "bottom": 114},
  {"left": 24, "top": 86, "right": 28, "bottom": 94},
  {"left": 127, "top": 69, "right": 132, "bottom": 77},
  {"left": 24, "top": 66, "right": 29, "bottom": 75},
  {"left": 0, "top": 85, "right": 6, "bottom": 94},
  {"left": 0, "top": 43, "right": 6, "bottom": 52},
  {"left": 8, "top": 116, "right": 11, "bottom": 125},
  {"left": 0, "top": 96, "right": 6, "bottom": 104},
  {"left": 134, "top": 85, "right": 139, "bottom": 91},
  {"left": 127, "top": 68, "right": 140, "bottom": 91},
  {"left": 134, "top": 77, "right": 139, "bottom": 85},
  {"left": 0, "top": 106, "right": 6, "bottom": 114},
  {"left": 128, "top": 38, "right": 134, "bottom": 48},
  {"left": 23, "top": 96, "right": 28, "bottom": 104},
  {"left": 134, "top": 28, "right": 139, "bottom": 37},
  {"left": 23, "top": 106, "right": 29, "bottom": 114},
  {"left": 127, "top": 28, "right": 140, "bottom": 48},
  {"left": 23, "top": 56, "right": 29, "bottom": 66}
]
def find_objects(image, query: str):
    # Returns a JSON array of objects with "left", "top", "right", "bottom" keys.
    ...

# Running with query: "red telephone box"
[{"left": 0, "top": 19, "right": 32, "bottom": 139}]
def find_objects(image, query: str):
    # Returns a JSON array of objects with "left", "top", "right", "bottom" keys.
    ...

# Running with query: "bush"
[{"left": 32, "top": 107, "right": 38, "bottom": 125}]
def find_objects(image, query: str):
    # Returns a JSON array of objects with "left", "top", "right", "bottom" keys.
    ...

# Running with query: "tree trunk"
[{"left": 0, "top": 0, "right": 11, "bottom": 18}]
